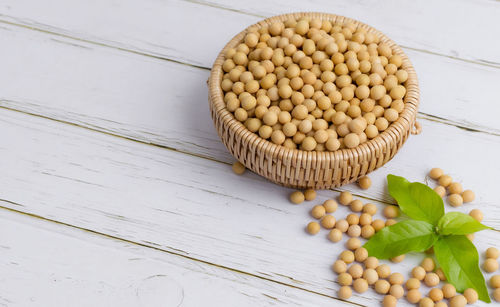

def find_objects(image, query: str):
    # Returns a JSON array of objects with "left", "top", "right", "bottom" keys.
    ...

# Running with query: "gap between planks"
[
  {"left": 0, "top": 200, "right": 363, "bottom": 307},
  {"left": 1, "top": 103, "right": 498, "bottom": 234},
  {"left": 1, "top": 9, "right": 499, "bottom": 71},
  {"left": 0, "top": 15, "right": 498, "bottom": 138},
  {"left": 0, "top": 207, "right": 357, "bottom": 306},
  {"left": 2, "top": 99, "right": 499, "bottom": 305},
  {"left": 182, "top": 0, "right": 500, "bottom": 69},
  {"left": 0, "top": 0, "right": 497, "bottom": 241},
  {"left": 0, "top": 18, "right": 208, "bottom": 71},
  {"left": 0, "top": 5, "right": 496, "bottom": 304},
  {"left": 0, "top": 19, "right": 498, "bottom": 232}
]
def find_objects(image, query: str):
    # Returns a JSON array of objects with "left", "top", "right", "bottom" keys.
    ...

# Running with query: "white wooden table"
[{"left": 1, "top": 1, "right": 499, "bottom": 306}]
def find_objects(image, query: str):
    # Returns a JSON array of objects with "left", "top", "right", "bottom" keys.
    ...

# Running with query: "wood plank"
[
  {"left": 0, "top": 107, "right": 498, "bottom": 305},
  {"left": 1, "top": 0, "right": 500, "bottom": 135},
  {"left": 1, "top": 1, "right": 498, "bottom": 304},
  {"left": 0, "top": 209, "right": 348, "bottom": 307},
  {"left": 199, "top": 0, "right": 500, "bottom": 67},
  {"left": 0, "top": 0, "right": 498, "bottom": 67},
  {"left": 0, "top": 19, "right": 499, "bottom": 174}
]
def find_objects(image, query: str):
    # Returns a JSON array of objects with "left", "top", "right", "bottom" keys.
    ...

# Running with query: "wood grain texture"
[
  {"left": 1, "top": 1, "right": 499, "bottom": 305},
  {"left": 0, "top": 5, "right": 498, "bottom": 224},
  {"left": 0, "top": 0, "right": 499, "bottom": 67},
  {"left": 0, "top": 0, "right": 499, "bottom": 134},
  {"left": 0, "top": 18, "right": 499, "bottom": 172},
  {"left": 1, "top": 107, "right": 498, "bottom": 306},
  {"left": 194, "top": 0, "right": 500, "bottom": 67},
  {"left": 0, "top": 209, "right": 348, "bottom": 307}
]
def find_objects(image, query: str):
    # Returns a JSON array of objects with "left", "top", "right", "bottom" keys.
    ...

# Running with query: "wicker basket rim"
[{"left": 208, "top": 12, "right": 420, "bottom": 162}]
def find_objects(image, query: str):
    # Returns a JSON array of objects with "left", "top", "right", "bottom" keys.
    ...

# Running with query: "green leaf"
[
  {"left": 364, "top": 220, "right": 438, "bottom": 259},
  {"left": 387, "top": 174, "right": 444, "bottom": 225},
  {"left": 434, "top": 235, "right": 490, "bottom": 302},
  {"left": 437, "top": 212, "right": 492, "bottom": 235}
]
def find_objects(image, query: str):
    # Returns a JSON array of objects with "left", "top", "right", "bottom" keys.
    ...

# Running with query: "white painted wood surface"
[
  {"left": 0, "top": 0, "right": 499, "bottom": 306},
  {"left": 0, "top": 209, "right": 342, "bottom": 307}
]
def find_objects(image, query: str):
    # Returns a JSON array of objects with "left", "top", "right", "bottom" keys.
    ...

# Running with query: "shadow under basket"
[{"left": 208, "top": 12, "right": 420, "bottom": 189}]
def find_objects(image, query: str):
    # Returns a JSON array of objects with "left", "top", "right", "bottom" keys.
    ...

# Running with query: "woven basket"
[{"left": 208, "top": 12, "right": 420, "bottom": 189}]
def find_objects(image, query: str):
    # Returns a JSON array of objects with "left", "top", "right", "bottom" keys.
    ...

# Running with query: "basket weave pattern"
[{"left": 208, "top": 12, "right": 419, "bottom": 189}]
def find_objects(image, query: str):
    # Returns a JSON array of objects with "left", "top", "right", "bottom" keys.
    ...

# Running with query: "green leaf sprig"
[{"left": 364, "top": 174, "right": 492, "bottom": 302}]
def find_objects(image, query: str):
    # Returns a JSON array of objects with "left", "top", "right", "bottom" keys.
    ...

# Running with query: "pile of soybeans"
[
  {"left": 221, "top": 17, "right": 409, "bottom": 151},
  {"left": 286, "top": 170, "right": 499, "bottom": 306}
]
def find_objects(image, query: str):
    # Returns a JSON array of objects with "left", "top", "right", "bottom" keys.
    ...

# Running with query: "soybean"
[
  {"left": 232, "top": 161, "right": 246, "bottom": 174},
  {"left": 290, "top": 191, "right": 305, "bottom": 204},
  {"left": 222, "top": 18, "right": 409, "bottom": 152}
]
